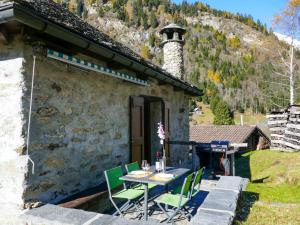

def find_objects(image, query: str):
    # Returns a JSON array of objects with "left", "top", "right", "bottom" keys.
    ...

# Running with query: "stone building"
[{"left": 0, "top": 0, "right": 201, "bottom": 223}]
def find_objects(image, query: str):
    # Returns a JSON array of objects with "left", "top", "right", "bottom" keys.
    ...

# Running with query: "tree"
[
  {"left": 150, "top": 11, "right": 158, "bottom": 28},
  {"left": 140, "top": 45, "right": 151, "bottom": 59},
  {"left": 142, "top": 13, "right": 149, "bottom": 29},
  {"left": 213, "top": 100, "right": 234, "bottom": 125},
  {"left": 125, "top": 0, "right": 134, "bottom": 22},
  {"left": 273, "top": 0, "right": 300, "bottom": 105},
  {"left": 149, "top": 32, "right": 155, "bottom": 47},
  {"left": 228, "top": 36, "right": 241, "bottom": 48}
]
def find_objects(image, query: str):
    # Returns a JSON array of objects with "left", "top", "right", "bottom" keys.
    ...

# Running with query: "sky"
[{"left": 172, "top": 0, "right": 289, "bottom": 29}]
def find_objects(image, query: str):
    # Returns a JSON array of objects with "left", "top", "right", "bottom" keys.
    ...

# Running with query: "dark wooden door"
[
  {"left": 163, "top": 101, "right": 171, "bottom": 163},
  {"left": 130, "top": 96, "right": 145, "bottom": 164}
]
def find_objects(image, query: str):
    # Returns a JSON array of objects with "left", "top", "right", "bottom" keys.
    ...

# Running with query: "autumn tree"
[
  {"left": 272, "top": 0, "right": 300, "bottom": 105},
  {"left": 228, "top": 36, "right": 241, "bottom": 48},
  {"left": 140, "top": 45, "right": 151, "bottom": 59}
]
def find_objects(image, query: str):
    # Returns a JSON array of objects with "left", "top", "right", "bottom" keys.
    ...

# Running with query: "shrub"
[
  {"left": 140, "top": 45, "right": 151, "bottom": 59},
  {"left": 228, "top": 36, "right": 241, "bottom": 48}
]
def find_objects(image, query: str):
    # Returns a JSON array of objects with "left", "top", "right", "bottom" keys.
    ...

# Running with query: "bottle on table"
[{"left": 155, "top": 151, "right": 161, "bottom": 172}]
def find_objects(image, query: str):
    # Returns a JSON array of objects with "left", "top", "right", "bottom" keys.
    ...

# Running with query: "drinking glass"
[
  {"left": 145, "top": 163, "right": 150, "bottom": 171},
  {"left": 142, "top": 160, "right": 147, "bottom": 170}
]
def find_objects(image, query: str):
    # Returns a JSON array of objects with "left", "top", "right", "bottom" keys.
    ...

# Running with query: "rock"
[
  {"left": 44, "top": 158, "right": 64, "bottom": 168},
  {"left": 37, "top": 107, "right": 58, "bottom": 117},
  {"left": 114, "top": 132, "right": 122, "bottom": 140},
  {"left": 72, "top": 128, "right": 91, "bottom": 135},
  {"left": 39, "top": 181, "right": 56, "bottom": 191},
  {"left": 24, "top": 201, "right": 44, "bottom": 209}
]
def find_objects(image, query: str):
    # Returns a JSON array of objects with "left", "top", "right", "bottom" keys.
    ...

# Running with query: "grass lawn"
[
  {"left": 233, "top": 110, "right": 267, "bottom": 126},
  {"left": 191, "top": 102, "right": 267, "bottom": 126},
  {"left": 234, "top": 150, "right": 300, "bottom": 225}
]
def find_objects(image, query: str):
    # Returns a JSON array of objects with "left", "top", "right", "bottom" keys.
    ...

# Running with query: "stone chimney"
[{"left": 160, "top": 23, "right": 186, "bottom": 80}]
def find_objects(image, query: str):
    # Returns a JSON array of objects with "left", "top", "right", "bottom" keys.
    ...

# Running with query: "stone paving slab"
[
  {"left": 198, "top": 189, "right": 239, "bottom": 216},
  {"left": 20, "top": 176, "right": 246, "bottom": 225},
  {"left": 20, "top": 204, "right": 164, "bottom": 225},
  {"left": 89, "top": 216, "right": 163, "bottom": 225},
  {"left": 190, "top": 209, "right": 233, "bottom": 225},
  {"left": 20, "top": 204, "right": 98, "bottom": 225},
  {"left": 215, "top": 176, "right": 243, "bottom": 192}
]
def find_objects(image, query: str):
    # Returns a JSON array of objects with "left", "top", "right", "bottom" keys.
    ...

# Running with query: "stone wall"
[
  {"left": 267, "top": 105, "right": 300, "bottom": 151},
  {"left": 162, "top": 41, "right": 184, "bottom": 80},
  {"left": 0, "top": 38, "right": 191, "bottom": 214},
  {"left": 0, "top": 39, "right": 28, "bottom": 224}
]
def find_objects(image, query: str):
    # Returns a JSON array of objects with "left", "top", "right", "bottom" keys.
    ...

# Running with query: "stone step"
[
  {"left": 20, "top": 204, "right": 163, "bottom": 225},
  {"left": 190, "top": 176, "right": 246, "bottom": 225}
]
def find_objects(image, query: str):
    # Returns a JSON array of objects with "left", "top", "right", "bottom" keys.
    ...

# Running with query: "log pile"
[
  {"left": 267, "top": 109, "right": 289, "bottom": 149},
  {"left": 267, "top": 105, "right": 300, "bottom": 151}
]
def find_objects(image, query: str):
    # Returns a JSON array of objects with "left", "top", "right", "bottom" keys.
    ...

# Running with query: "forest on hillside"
[{"left": 54, "top": 0, "right": 300, "bottom": 125}]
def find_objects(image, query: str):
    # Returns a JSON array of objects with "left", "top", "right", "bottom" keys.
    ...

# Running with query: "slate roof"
[
  {"left": 16, "top": 0, "right": 144, "bottom": 64},
  {"left": 0, "top": 0, "right": 201, "bottom": 95},
  {"left": 190, "top": 125, "right": 269, "bottom": 143}
]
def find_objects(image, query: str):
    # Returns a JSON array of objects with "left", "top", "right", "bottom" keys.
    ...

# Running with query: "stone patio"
[
  {"left": 20, "top": 176, "right": 247, "bottom": 225},
  {"left": 118, "top": 179, "right": 217, "bottom": 224}
]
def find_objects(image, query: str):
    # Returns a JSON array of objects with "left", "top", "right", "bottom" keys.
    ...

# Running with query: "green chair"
[
  {"left": 154, "top": 173, "right": 194, "bottom": 223},
  {"left": 170, "top": 167, "right": 205, "bottom": 197},
  {"left": 104, "top": 166, "right": 144, "bottom": 217},
  {"left": 125, "top": 162, "right": 157, "bottom": 190},
  {"left": 191, "top": 167, "right": 204, "bottom": 197}
]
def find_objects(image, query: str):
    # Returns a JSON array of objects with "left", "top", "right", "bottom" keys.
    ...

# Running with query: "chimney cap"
[{"left": 159, "top": 23, "right": 186, "bottom": 34}]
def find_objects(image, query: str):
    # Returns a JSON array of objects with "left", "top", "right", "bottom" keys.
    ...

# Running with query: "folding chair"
[
  {"left": 154, "top": 173, "right": 194, "bottom": 223},
  {"left": 191, "top": 167, "right": 204, "bottom": 197},
  {"left": 170, "top": 167, "right": 205, "bottom": 196},
  {"left": 104, "top": 166, "right": 144, "bottom": 217},
  {"left": 125, "top": 162, "right": 157, "bottom": 190}
]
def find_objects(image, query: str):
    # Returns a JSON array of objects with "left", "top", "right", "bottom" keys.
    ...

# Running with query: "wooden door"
[
  {"left": 130, "top": 96, "right": 145, "bottom": 164},
  {"left": 163, "top": 101, "right": 171, "bottom": 163}
]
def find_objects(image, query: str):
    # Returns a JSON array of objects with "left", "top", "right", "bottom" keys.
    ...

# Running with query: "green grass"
[
  {"left": 191, "top": 102, "right": 214, "bottom": 124},
  {"left": 233, "top": 110, "right": 267, "bottom": 125},
  {"left": 191, "top": 103, "right": 267, "bottom": 125},
  {"left": 234, "top": 150, "right": 300, "bottom": 225}
]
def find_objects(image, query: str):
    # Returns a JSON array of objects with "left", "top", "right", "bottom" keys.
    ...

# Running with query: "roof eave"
[{"left": 0, "top": 2, "right": 202, "bottom": 96}]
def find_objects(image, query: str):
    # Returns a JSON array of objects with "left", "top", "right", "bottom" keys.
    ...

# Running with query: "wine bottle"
[{"left": 155, "top": 151, "right": 161, "bottom": 172}]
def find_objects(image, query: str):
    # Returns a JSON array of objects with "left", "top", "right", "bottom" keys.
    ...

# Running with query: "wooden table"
[{"left": 120, "top": 167, "right": 190, "bottom": 221}]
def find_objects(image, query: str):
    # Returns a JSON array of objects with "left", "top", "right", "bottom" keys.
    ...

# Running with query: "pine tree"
[
  {"left": 150, "top": 11, "right": 158, "bottom": 28},
  {"left": 149, "top": 32, "right": 155, "bottom": 47},
  {"left": 213, "top": 101, "right": 234, "bottom": 125},
  {"left": 142, "top": 13, "right": 149, "bottom": 29}
]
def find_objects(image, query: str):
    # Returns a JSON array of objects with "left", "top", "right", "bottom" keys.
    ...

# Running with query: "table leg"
[
  {"left": 165, "top": 184, "right": 169, "bottom": 211},
  {"left": 144, "top": 184, "right": 148, "bottom": 221},
  {"left": 231, "top": 153, "right": 235, "bottom": 176}
]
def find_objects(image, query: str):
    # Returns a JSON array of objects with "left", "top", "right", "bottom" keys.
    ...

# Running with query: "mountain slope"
[{"left": 54, "top": 0, "right": 300, "bottom": 120}]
